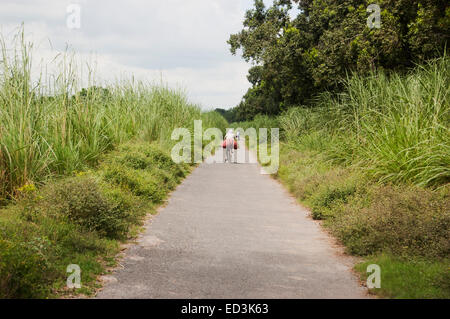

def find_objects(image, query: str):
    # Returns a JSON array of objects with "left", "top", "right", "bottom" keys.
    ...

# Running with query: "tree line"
[{"left": 218, "top": 0, "right": 449, "bottom": 121}]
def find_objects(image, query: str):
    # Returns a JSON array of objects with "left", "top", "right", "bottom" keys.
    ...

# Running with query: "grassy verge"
[
  {"left": 355, "top": 254, "right": 450, "bottom": 299},
  {"left": 276, "top": 144, "right": 449, "bottom": 298},
  {"left": 0, "top": 141, "right": 193, "bottom": 298},
  {"left": 0, "top": 28, "right": 228, "bottom": 298},
  {"left": 236, "top": 57, "right": 449, "bottom": 298},
  {"left": 0, "top": 126, "right": 227, "bottom": 298}
]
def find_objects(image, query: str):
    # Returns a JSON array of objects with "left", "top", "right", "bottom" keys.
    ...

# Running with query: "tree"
[
  {"left": 215, "top": 108, "right": 238, "bottom": 123},
  {"left": 229, "top": 0, "right": 449, "bottom": 120}
]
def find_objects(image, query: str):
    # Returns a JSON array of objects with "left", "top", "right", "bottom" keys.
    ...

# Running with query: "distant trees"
[
  {"left": 214, "top": 108, "right": 237, "bottom": 123},
  {"left": 78, "top": 86, "right": 112, "bottom": 99},
  {"left": 228, "top": 0, "right": 449, "bottom": 120}
]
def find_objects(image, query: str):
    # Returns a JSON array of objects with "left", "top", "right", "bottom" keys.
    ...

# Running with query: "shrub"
[
  {"left": 330, "top": 185, "right": 450, "bottom": 258},
  {"left": 0, "top": 213, "right": 119, "bottom": 298},
  {"left": 101, "top": 142, "right": 189, "bottom": 202},
  {"left": 116, "top": 150, "right": 152, "bottom": 170},
  {"left": 101, "top": 182, "right": 150, "bottom": 227},
  {"left": 277, "top": 146, "right": 450, "bottom": 259},
  {"left": 310, "top": 182, "right": 357, "bottom": 220},
  {"left": 0, "top": 221, "right": 56, "bottom": 298},
  {"left": 41, "top": 177, "right": 130, "bottom": 239},
  {"left": 111, "top": 143, "right": 188, "bottom": 180},
  {"left": 102, "top": 164, "right": 167, "bottom": 203}
]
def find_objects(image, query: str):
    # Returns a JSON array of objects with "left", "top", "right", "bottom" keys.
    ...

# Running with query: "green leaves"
[{"left": 230, "top": 0, "right": 449, "bottom": 120}]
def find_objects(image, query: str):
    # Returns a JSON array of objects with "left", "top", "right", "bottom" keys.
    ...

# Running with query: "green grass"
[
  {"left": 277, "top": 57, "right": 449, "bottom": 187},
  {"left": 355, "top": 254, "right": 450, "bottom": 299}
]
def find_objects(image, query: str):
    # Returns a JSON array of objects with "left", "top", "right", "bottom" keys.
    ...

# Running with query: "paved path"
[{"left": 96, "top": 142, "right": 368, "bottom": 298}]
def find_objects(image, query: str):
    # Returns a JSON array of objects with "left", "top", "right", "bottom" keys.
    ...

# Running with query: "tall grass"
[
  {"left": 0, "top": 29, "right": 226, "bottom": 199},
  {"left": 278, "top": 57, "right": 449, "bottom": 187},
  {"left": 268, "top": 58, "right": 450, "bottom": 299}
]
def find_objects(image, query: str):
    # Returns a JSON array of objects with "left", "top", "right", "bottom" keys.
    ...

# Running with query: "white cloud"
[{"left": 0, "top": 0, "right": 259, "bottom": 109}]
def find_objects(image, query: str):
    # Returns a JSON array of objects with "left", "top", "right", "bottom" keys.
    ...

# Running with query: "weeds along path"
[{"left": 96, "top": 140, "right": 368, "bottom": 298}]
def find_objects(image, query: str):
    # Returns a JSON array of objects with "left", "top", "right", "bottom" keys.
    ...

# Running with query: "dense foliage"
[
  {"left": 228, "top": 0, "right": 449, "bottom": 120},
  {"left": 237, "top": 58, "right": 450, "bottom": 298},
  {"left": 0, "top": 142, "right": 192, "bottom": 298},
  {"left": 0, "top": 28, "right": 228, "bottom": 298},
  {"left": 238, "top": 57, "right": 449, "bottom": 187},
  {"left": 0, "top": 32, "right": 227, "bottom": 201}
]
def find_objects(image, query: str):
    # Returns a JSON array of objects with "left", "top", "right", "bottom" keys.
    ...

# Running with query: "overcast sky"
[{"left": 0, "top": 0, "right": 279, "bottom": 109}]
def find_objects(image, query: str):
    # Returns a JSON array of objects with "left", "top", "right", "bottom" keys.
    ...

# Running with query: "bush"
[
  {"left": 310, "top": 182, "right": 357, "bottom": 220},
  {"left": 330, "top": 185, "right": 450, "bottom": 258},
  {"left": 0, "top": 220, "right": 57, "bottom": 298},
  {"left": 100, "top": 183, "right": 149, "bottom": 227},
  {"left": 102, "top": 164, "right": 167, "bottom": 202},
  {"left": 0, "top": 239, "right": 53, "bottom": 298},
  {"left": 101, "top": 142, "right": 190, "bottom": 202},
  {"left": 0, "top": 207, "right": 118, "bottom": 298},
  {"left": 41, "top": 177, "right": 130, "bottom": 239},
  {"left": 277, "top": 146, "right": 450, "bottom": 259},
  {"left": 110, "top": 143, "right": 188, "bottom": 179},
  {"left": 275, "top": 138, "right": 450, "bottom": 298},
  {"left": 0, "top": 139, "right": 189, "bottom": 298}
]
